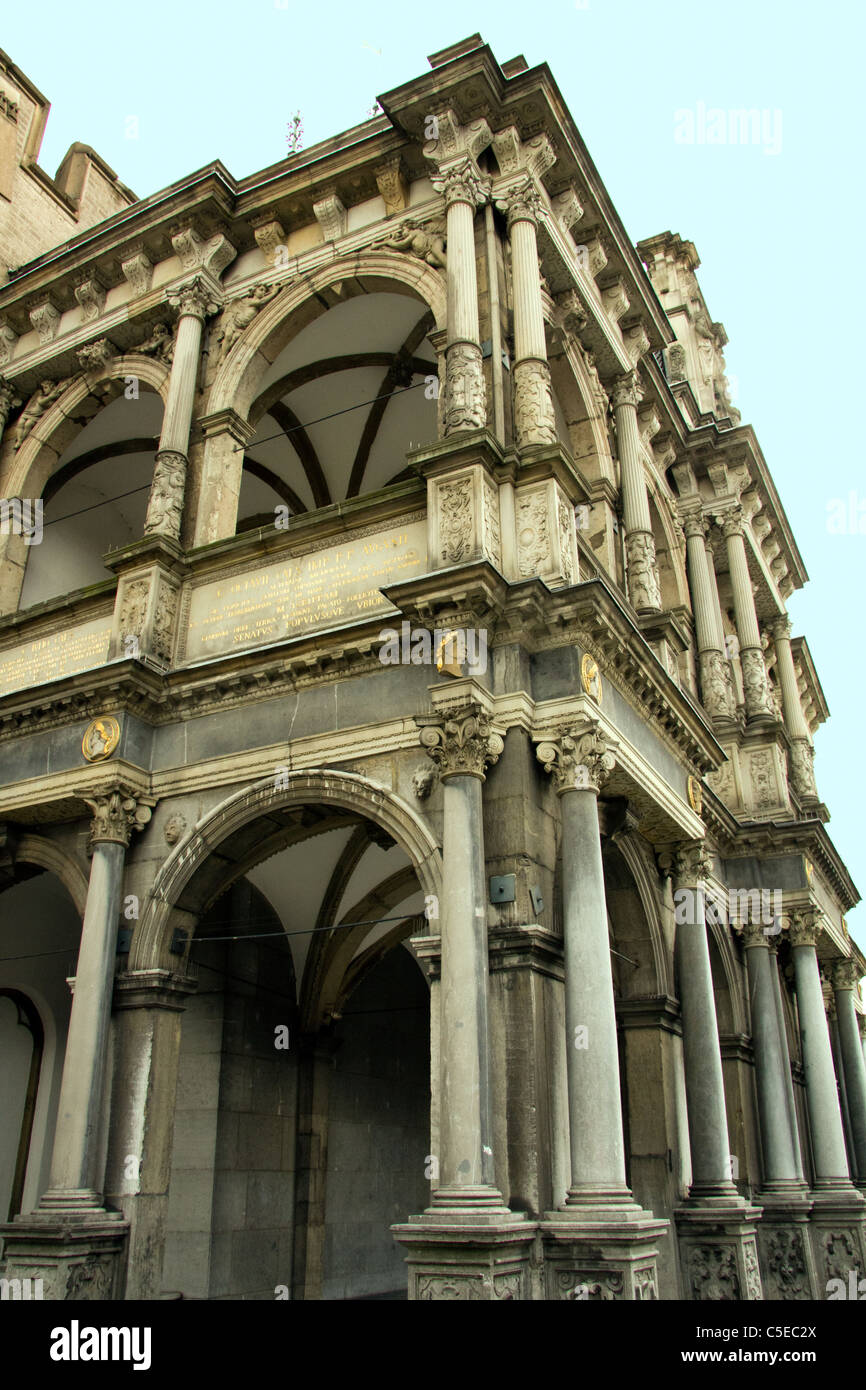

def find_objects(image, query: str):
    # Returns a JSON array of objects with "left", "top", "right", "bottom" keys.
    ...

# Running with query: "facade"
[{"left": 0, "top": 34, "right": 864, "bottom": 1303}]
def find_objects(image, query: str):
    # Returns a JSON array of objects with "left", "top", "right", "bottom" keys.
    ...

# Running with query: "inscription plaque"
[
  {"left": 0, "top": 617, "right": 112, "bottom": 697},
  {"left": 183, "top": 520, "right": 427, "bottom": 663}
]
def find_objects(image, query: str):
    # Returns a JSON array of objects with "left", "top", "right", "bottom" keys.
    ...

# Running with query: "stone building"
[{"left": 0, "top": 34, "right": 864, "bottom": 1302}]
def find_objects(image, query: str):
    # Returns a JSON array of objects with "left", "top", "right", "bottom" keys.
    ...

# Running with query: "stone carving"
[
  {"left": 831, "top": 958, "right": 860, "bottom": 991},
  {"left": 601, "top": 277, "right": 630, "bottom": 323},
  {"left": 167, "top": 276, "right": 220, "bottom": 323},
  {"left": 151, "top": 579, "right": 179, "bottom": 664},
  {"left": 689, "top": 1245, "right": 740, "bottom": 1300},
  {"left": 788, "top": 738, "right": 817, "bottom": 800},
  {"left": 77, "top": 338, "right": 117, "bottom": 372},
  {"left": 512, "top": 359, "right": 557, "bottom": 446},
  {"left": 136, "top": 322, "right": 174, "bottom": 364},
  {"left": 556, "top": 288, "right": 587, "bottom": 337},
  {"left": 612, "top": 370, "right": 642, "bottom": 411},
  {"left": 121, "top": 246, "right": 154, "bottom": 297},
  {"left": 81, "top": 716, "right": 121, "bottom": 763},
  {"left": 417, "top": 1275, "right": 483, "bottom": 1300},
  {"left": 579, "top": 347, "right": 608, "bottom": 417},
  {"left": 766, "top": 1229, "right": 809, "bottom": 1299},
  {"left": 429, "top": 157, "right": 490, "bottom": 209},
  {"left": 743, "top": 1238, "right": 762, "bottom": 1299},
  {"left": 444, "top": 343, "right": 485, "bottom": 433},
  {"left": 699, "top": 649, "right": 736, "bottom": 719},
  {"left": 29, "top": 299, "right": 61, "bottom": 343},
  {"left": 707, "top": 760, "right": 736, "bottom": 809},
  {"left": 13, "top": 378, "right": 70, "bottom": 450},
  {"left": 417, "top": 705, "right": 504, "bottom": 781},
  {"left": 823, "top": 1230, "right": 857, "bottom": 1283},
  {"left": 550, "top": 187, "right": 584, "bottom": 232},
  {"left": 557, "top": 498, "right": 575, "bottom": 586},
  {"left": 535, "top": 724, "right": 617, "bottom": 794},
  {"left": 482, "top": 475, "right": 502, "bottom": 569},
  {"left": 217, "top": 283, "right": 282, "bottom": 356},
  {"left": 634, "top": 1267, "right": 658, "bottom": 1300},
  {"left": 66, "top": 1259, "right": 114, "bottom": 1300},
  {"left": 557, "top": 1270, "right": 624, "bottom": 1300},
  {"left": 83, "top": 789, "right": 152, "bottom": 850},
  {"left": 74, "top": 276, "right": 106, "bottom": 322},
  {"left": 163, "top": 812, "right": 188, "bottom": 845},
  {"left": 740, "top": 648, "right": 773, "bottom": 718},
  {"left": 495, "top": 176, "right": 546, "bottom": 230},
  {"left": 747, "top": 749, "right": 775, "bottom": 810},
  {"left": 377, "top": 217, "right": 446, "bottom": 269},
  {"left": 492, "top": 127, "right": 556, "bottom": 180},
  {"left": 785, "top": 907, "right": 822, "bottom": 949},
  {"left": 118, "top": 579, "right": 149, "bottom": 648},
  {"left": 170, "top": 226, "right": 236, "bottom": 278},
  {"left": 144, "top": 450, "right": 186, "bottom": 540},
  {"left": 312, "top": 192, "right": 347, "bottom": 241},
  {"left": 492, "top": 1273, "right": 522, "bottom": 1300},
  {"left": 437, "top": 477, "right": 473, "bottom": 564},
  {"left": 625, "top": 530, "right": 661, "bottom": 612},
  {"left": 411, "top": 765, "right": 435, "bottom": 800},
  {"left": 0, "top": 319, "right": 19, "bottom": 366},
  {"left": 375, "top": 158, "right": 409, "bottom": 216},
  {"left": 424, "top": 109, "right": 491, "bottom": 207},
  {"left": 516, "top": 487, "right": 549, "bottom": 578},
  {"left": 659, "top": 840, "right": 713, "bottom": 891},
  {"left": 251, "top": 215, "right": 287, "bottom": 265}
]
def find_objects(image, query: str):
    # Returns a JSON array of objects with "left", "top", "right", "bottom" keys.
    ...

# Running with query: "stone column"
[
  {"left": 612, "top": 372, "right": 661, "bottom": 613},
  {"left": 682, "top": 511, "right": 735, "bottom": 719},
  {"left": 424, "top": 113, "right": 491, "bottom": 436},
  {"left": 534, "top": 724, "right": 667, "bottom": 1300},
  {"left": 719, "top": 507, "right": 773, "bottom": 720},
  {"left": 497, "top": 180, "right": 557, "bottom": 448},
  {"left": 832, "top": 960, "right": 866, "bottom": 1184},
  {"left": 144, "top": 276, "right": 220, "bottom": 542},
  {"left": 742, "top": 923, "right": 805, "bottom": 1191},
  {"left": 768, "top": 614, "right": 818, "bottom": 802},
  {"left": 416, "top": 703, "right": 507, "bottom": 1209}
]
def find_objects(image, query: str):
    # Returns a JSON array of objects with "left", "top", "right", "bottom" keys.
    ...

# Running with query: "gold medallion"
[
  {"left": 82, "top": 716, "right": 120, "bottom": 763},
  {"left": 581, "top": 654, "right": 602, "bottom": 703},
  {"left": 687, "top": 775, "right": 703, "bottom": 815}
]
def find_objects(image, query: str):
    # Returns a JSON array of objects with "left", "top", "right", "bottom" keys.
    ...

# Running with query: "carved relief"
[
  {"left": 144, "top": 450, "right": 186, "bottom": 540},
  {"left": 77, "top": 338, "right": 117, "bottom": 372},
  {"left": 482, "top": 475, "right": 502, "bottom": 569},
  {"left": 163, "top": 812, "right": 188, "bottom": 846},
  {"left": 788, "top": 738, "right": 817, "bottom": 800},
  {"left": 741, "top": 647, "right": 773, "bottom": 717},
  {"left": 217, "top": 283, "right": 282, "bottom": 357},
  {"left": 699, "top": 649, "right": 736, "bottom": 719},
  {"left": 689, "top": 1245, "right": 740, "bottom": 1301},
  {"left": 707, "top": 758, "right": 737, "bottom": 808},
  {"left": 81, "top": 716, "right": 121, "bottom": 763},
  {"left": 634, "top": 1267, "right": 658, "bottom": 1300},
  {"left": 12, "top": 379, "right": 70, "bottom": 450},
  {"left": 377, "top": 218, "right": 446, "bottom": 269},
  {"left": 118, "top": 579, "right": 149, "bottom": 648},
  {"left": 625, "top": 530, "right": 661, "bottom": 612},
  {"left": 557, "top": 498, "right": 575, "bottom": 586},
  {"left": 417, "top": 1275, "right": 483, "bottom": 1300},
  {"left": 444, "top": 343, "right": 486, "bottom": 432},
  {"left": 557, "top": 1270, "right": 624, "bottom": 1300},
  {"left": 512, "top": 359, "right": 557, "bottom": 447},
  {"left": 0, "top": 319, "right": 19, "bottom": 366},
  {"left": 743, "top": 1239, "right": 762, "bottom": 1300},
  {"left": 766, "top": 1229, "right": 809, "bottom": 1299},
  {"left": 411, "top": 766, "right": 435, "bottom": 800},
  {"left": 151, "top": 579, "right": 179, "bottom": 665},
  {"left": 747, "top": 749, "right": 776, "bottom": 811},
  {"left": 66, "top": 1259, "right": 115, "bottom": 1300},
  {"left": 516, "top": 487, "right": 549, "bottom": 578},
  {"left": 823, "top": 1230, "right": 858, "bottom": 1283},
  {"left": 437, "top": 477, "right": 474, "bottom": 564},
  {"left": 136, "top": 321, "right": 174, "bottom": 364}
]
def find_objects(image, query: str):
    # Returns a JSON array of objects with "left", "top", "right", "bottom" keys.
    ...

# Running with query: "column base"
[
  {"left": 391, "top": 1212, "right": 537, "bottom": 1300},
  {"left": 540, "top": 1199, "right": 667, "bottom": 1300},
  {"left": 0, "top": 1200, "right": 128, "bottom": 1300},
  {"left": 806, "top": 1185, "right": 866, "bottom": 1298},
  {"left": 753, "top": 1189, "right": 819, "bottom": 1299},
  {"left": 675, "top": 1195, "right": 763, "bottom": 1299}
]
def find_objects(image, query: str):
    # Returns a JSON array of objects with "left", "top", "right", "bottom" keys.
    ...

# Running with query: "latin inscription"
[{"left": 0, "top": 619, "right": 112, "bottom": 697}]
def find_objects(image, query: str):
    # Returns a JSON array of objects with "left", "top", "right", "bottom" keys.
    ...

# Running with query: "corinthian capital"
[
  {"left": 831, "top": 958, "right": 861, "bottom": 991},
  {"left": 658, "top": 839, "right": 713, "bottom": 890},
  {"left": 535, "top": 724, "right": 617, "bottom": 794},
  {"left": 424, "top": 110, "right": 492, "bottom": 209},
  {"left": 83, "top": 789, "right": 152, "bottom": 850},
  {"left": 416, "top": 704, "right": 503, "bottom": 781},
  {"left": 784, "top": 906, "right": 823, "bottom": 948},
  {"left": 681, "top": 509, "right": 708, "bottom": 542},
  {"left": 166, "top": 275, "right": 222, "bottom": 323},
  {"left": 494, "top": 176, "right": 546, "bottom": 230},
  {"left": 430, "top": 158, "right": 490, "bottom": 209},
  {"left": 767, "top": 613, "right": 792, "bottom": 642},
  {"left": 718, "top": 506, "right": 745, "bottom": 540},
  {"left": 611, "top": 370, "right": 642, "bottom": 411}
]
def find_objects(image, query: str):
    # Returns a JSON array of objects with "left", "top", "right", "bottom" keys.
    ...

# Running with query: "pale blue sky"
[{"left": 4, "top": 0, "right": 864, "bottom": 943}]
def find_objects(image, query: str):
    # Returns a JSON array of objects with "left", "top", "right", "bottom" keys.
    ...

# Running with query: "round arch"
[
  {"left": 130, "top": 769, "right": 442, "bottom": 972},
  {"left": 608, "top": 830, "right": 673, "bottom": 996},
  {"left": 207, "top": 250, "right": 448, "bottom": 423},
  {"left": 9, "top": 834, "right": 88, "bottom": 918}
]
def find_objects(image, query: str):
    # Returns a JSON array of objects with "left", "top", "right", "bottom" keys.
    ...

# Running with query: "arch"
[
  {"left": 647, "top": 487, "right": 690, "bottom": 611},
  {"left": 131, "top": 770, "right": 442, "bottom": 972},
  {"left": 5, "top": 834, "right": 88, "bottom": 917},
  {"left": 206, "top": 251, "right": 448, "bottom": 424},
  {"left": 0, "top": 988, "right": 44, "bottom": 1219},
  {"left": 707, "top": 917, "right": 748, "bottom": 1034},
  {"left": 608, "top": 830, "right": 673, "bottom": 996}
]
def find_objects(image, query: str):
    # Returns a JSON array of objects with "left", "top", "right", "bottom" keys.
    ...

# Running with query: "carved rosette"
[
  {"left": 625, "top": 530, "right": 661, "bottom": 612},
  {"left": 535, "top": 725, "right": 617, "bottom": 795},
  {"left": 788, "top": 737, "right": 817, "bottom": 800},
  {"left": 83, "top": 790, "right": 152, "bottom": 851},
  {"left": 512, "top": 359, "right": 557, "bottom": 447},
  {"left": 659, "top": 840, "right": 713, "bottom": 892},
  {"left": 698, "top": 649, "right": 736, "bottom": 719},
  {"left": 785, "top": 907, "right": 822, "bottom": 949},
  {"left": 740, "top": 647, "right": 773, "bottom": 717},
  {"left": 831, "top": 958, "right": 860, "bottom": 992},
  {"left": 444, "top": 342, "right": 486, "bottom": 433},
  {"left": 417, "top": 706, "right": 504, "bottom": 782},
  {"left": 144, "top": 450, "right": 187, "bottom": 540}
]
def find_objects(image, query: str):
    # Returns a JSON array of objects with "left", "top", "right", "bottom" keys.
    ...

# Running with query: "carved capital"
[
  {"left": 166, "top": 275, "right": 221, "bottom": 322},
  {"left": 611, "top": 370, "right": 642, "bottom": 411},
  {"left": 417, "top": 705, "right": 503, "bottom": 781},
  {"left": 494, "top": 176, "right": 545, "bottom": 230},
  {"left": 768, "top": 614, "right": 792, "bottom": 642},
  {"left": 785, "top": 907, "right": 822, "bottom": 949},
  {"left": 430, "top": 157, "right": 490, "bottom": 209},
  {"left": 737, "top": 920, "right": 773, "bottom": 950},
  {"left": 535, "top": 724, "right": 617, "bottom": 795},
  {"left": 144, "top": 449, "right": 187, "bottom": 540},
  {"left": 831, "top": 958, "right": 861, "bottom": 992},
  {"left": 682, "top": 509, "right": 708, "bottom": 542},
  {"left": 658, "top": 840, "right": 713, "bottom": 891},
  {"left": 84, "top": 789, "right": 152, "bottom": 850},
  {"left": 719, "top": 506, "right": 745, "bottom": 540}
]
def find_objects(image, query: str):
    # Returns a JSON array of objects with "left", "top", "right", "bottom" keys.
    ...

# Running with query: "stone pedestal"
[
  {"left": 675, "top": 1200, "right": 763, "bottom": 1300},
  {"left": 541, "top": 1213, "right": 665, "bottom": 1299},
  {"left": 392, "top": 1222, "right": 537, "bottom": 1300},
  {"left": 0, "top": 1213, "right": 127, "bottom": 1300}
]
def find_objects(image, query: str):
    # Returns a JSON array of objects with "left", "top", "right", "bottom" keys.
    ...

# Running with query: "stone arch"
[
  {"left": 547, "top": 331, "right": 615, "bottom": 484},
  {"left": 130, "top": 769, "right": 442, "bottom": 973},
  {"left": 607, "top": 830, "right": 673, "bottom": 996},
  {"left": 206, "top": 251, "right": 448, "bottom": 424},
  {"left": 707, "top": 917, "right": 748, "bottom": 1035},
  {"left": 647, "top": 487, "right": 690, "bottom": 611},
  {"left": 9, "top": 834, "right": 88, "bottom": 918}
]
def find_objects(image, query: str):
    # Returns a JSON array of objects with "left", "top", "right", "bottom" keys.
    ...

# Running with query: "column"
[
  {"left": 40, "top": 790, "right": 152, "bottom": 1208},
  {"left": 667, "top": 842, "right": 738, "bottom": 1197},
  {"left": 535, "top": 726, "right": 634, "bottom": 1203},
  {"left": 144, "top": 276, "right": 219, "bottom": 542},
  {"left": 612, "top": 372, "right": 661, "bottom": 613},
  {"left": 832, "top": 960, "right": 866, "bottom": 1183},
  {"left": 719, "top": 506, "right": 773, "bottom": 720},
  {"left": 741, "top": 923, "right": 805, "bottom": 1190},
  {"left": 682, "top": 510, "right": 735, "bottom": 719},
  {"left": 417, "top": 702, "right": 508, "bottom": 1209},
  {"left": 0, "top": 376, "right": 15, "bottom": 442},
  {"left": 425, "top": 113, "right": 491, "bottom": 436},
  {"left": 768, "top": 614, "right": 818, "bottom": 801},
  {"left": 497, "top": 180, "right": 557, "bottom": 448},
  {"left": 787, "top": 909, "right": 853, "bottom": 1190}
]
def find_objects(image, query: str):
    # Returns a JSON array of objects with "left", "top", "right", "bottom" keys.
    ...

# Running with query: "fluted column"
[
  {"left": 741, "top": 922, "right": 806, "bottom": 1190},
  {"left": 496, "top": 180, "right": 556, "bottom": 448},
  {"left": 787, "top": 909, "right": 853, "bottom": 1191},
  {"left": 832, "top": 959, "right": 866, "bottom": 1183},
  {"left": 612, "top": 372, "right": 661, "bottom": 613},
  {"left": 40, "top": 790, "right": 152, "bottom": 1208},
  {"left": 417, "top": 703, "right": 508, "bottom": 1211},
  {"left": 682, "top": 511, "right": 736, "bottom": 719},
  {"left": 768, "top": 614, "right": 818, "bottom": 801},
  {"left": 719, "top": 507, "right": 772, "bottom": 720},
  {"left": 144, "top": 276, "right": 219, "bottom": 541},
  {"left": 535, "top": 726, "right": 639, "bottom": 1206}
]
